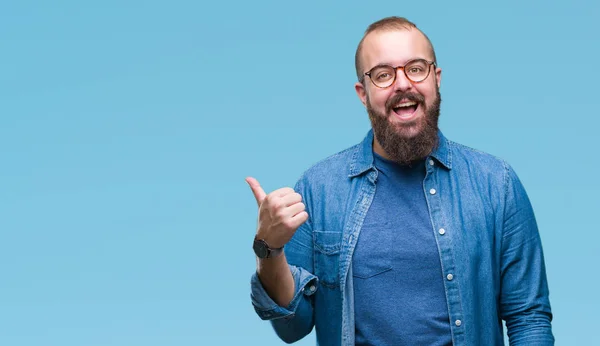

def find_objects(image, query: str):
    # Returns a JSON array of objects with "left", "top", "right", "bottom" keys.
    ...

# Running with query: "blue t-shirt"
[{"left": 353, "top": 152, "right": 452, "bottom": 346}]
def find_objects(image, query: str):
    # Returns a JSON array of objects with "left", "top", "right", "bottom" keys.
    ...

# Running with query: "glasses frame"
[{"left": 363, "top": 59, "right": 437, "bottom": 88}]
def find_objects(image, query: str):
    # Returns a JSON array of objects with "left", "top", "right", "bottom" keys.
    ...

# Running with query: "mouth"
[{"left": 392, "top": 101, "right": 419, "bottom": 121}]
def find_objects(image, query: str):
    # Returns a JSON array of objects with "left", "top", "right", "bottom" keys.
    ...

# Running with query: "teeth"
[{"left": 395, "top": 101, "right": 417, "bottom": 108}]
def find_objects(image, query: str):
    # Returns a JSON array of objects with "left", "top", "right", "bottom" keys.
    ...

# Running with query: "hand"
[{"left": 246, "top": 177, "right": 309, "bottom": 249}]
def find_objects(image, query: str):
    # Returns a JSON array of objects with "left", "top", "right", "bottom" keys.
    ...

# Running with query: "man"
[{"left": 247, "top": 16, "right": 554, "bottom": 346}]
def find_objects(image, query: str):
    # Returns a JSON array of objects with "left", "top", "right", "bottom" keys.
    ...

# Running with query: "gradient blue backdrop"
[{"left": 1, "top": 0, "right": 597, "bottom": 345}]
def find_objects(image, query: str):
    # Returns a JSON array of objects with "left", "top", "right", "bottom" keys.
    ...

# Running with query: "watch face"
[{"left": 253, "top": 239, "right": 269, "bottom": 258}]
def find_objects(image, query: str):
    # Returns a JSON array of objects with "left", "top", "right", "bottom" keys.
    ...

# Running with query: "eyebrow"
[
  {"left": 370, "top": 63, "right": 394, "bottom": 70},
  {"left": 367, "top": 58, "right": 428, "bottom": 71}
]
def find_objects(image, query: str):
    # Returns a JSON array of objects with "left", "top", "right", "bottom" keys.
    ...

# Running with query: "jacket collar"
[{"left": 348, "top": 129, "right": 452, "bottom": 177}]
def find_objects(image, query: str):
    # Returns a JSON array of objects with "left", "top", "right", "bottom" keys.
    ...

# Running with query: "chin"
[{"left": 389, "top": 117, "right": 424, "bottom": 138}]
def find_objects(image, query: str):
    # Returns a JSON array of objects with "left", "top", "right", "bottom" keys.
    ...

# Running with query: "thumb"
[{"left": 245, "top": 176, "right": 267, "bottom": 206}]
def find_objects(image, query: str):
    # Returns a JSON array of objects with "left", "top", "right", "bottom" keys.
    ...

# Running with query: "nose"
[{"left": 393, "top": 67, "right": 413, "bottom": 91}]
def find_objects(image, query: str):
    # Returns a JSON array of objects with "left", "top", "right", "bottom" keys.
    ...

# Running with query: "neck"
[
  {"left": 372, "top": 137, "right": 391, "bottom": 160},
  {"left": 372, "top": 135, "right": 431, "bottom": 166}
]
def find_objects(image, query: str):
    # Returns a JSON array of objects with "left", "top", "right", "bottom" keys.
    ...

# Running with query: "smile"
[{"left": 392, "top": 101, "right": 419, "bottom": 121}]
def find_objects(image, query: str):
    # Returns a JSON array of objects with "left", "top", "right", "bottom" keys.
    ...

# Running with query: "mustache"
[{"left": 385, "top": 92, "right": 425, "bottom": 113}]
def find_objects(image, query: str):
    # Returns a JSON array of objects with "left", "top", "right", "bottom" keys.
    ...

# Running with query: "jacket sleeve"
[
  {"left": 499, "top": 162, "right": 554, "bottom": 346},
  {"left": 250, "top": 178, "right": 318, "bottom": 343}
]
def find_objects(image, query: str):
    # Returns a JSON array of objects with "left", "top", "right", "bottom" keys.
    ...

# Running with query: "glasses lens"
[
  {"left": 404, "top": 60, "right": 430, "bottom": 82},
  {"left": 370, "top": 66, "right": 395, "bottom": 87}
]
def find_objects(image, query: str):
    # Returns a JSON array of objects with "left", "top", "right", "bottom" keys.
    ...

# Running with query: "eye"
[
  {"left": 372, "top": 67, "right": 394, "bottom": 81},
  {"left": 376, "top": 72, "right": 392, "bottom": 80},
  {"left": 408, "top": 67, "right": 424, "bottom": 74}
]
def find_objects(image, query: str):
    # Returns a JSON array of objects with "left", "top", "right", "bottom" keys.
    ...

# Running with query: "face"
[{"left": 355, "top": 29, "right": 443, "bottom": 165}]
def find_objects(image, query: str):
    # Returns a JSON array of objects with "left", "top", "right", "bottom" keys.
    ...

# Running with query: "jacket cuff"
[{"left": 250, "top": 265, "right": 318, "bottom": 320}]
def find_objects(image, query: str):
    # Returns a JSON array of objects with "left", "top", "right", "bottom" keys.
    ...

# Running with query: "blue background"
[{"left": 1, "top": 0, "right": 598, "bottom": 345}]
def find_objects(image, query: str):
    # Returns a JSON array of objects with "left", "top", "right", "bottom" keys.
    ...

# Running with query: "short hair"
[{"left": 355, "top": 16, "right": 437, "bottom": 82}]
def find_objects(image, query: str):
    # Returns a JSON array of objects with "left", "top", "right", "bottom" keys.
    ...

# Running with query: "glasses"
[{"left": 363, "top": 59, "right": 436, "bottom": 88}]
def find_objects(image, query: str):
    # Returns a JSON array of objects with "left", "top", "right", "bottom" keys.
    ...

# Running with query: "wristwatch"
[{"left": 253, "top": 237, "right": 284, "bottom": 259}]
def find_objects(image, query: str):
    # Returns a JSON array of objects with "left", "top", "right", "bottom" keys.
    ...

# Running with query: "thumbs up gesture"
[{"left": 246, "top": 177, "right": 309, "bottom": 249}]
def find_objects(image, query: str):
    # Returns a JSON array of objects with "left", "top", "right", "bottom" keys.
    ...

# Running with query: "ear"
[
  {"left": 435, "top": 66, "right": 442, "bottom": 89},
  {"left": 355, "top": 81, "right": 367, "bottom": 107}
]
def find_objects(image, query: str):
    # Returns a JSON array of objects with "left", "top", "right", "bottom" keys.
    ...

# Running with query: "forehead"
[{"left": 361, "top": 29, "right": 432, "bottom": 70}]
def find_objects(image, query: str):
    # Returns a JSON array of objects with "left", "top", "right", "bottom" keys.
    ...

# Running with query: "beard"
[{"left": 367, "top": 87, "right": 441, "bottom": 166}]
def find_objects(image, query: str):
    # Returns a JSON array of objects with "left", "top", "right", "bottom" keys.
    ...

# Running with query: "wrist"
[{"left": 253, "top": 236, "right": 284, "bottom": 259}]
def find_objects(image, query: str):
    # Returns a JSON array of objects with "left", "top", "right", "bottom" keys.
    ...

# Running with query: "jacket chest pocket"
[{"left": 313, "top": 230, "right": 342, "bottom": 289}]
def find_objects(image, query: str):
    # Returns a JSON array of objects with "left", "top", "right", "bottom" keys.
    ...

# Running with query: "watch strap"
[{"left": 253, "top": 237, "right": 284, "bottom": 259}]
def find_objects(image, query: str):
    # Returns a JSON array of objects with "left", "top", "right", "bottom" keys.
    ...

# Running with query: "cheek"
[
  {"left": 369, "top": 90, "right": 391, "bottom": 109},
  {"left": 415, "top": 85, "right": 437, "bottom": 106}
]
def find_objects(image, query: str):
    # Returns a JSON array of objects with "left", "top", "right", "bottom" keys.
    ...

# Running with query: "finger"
[
  {"left": 245, "top": 177, "right": 267, "bottom": 206},
  {"left": 275, "top": 201, "right": 306, "bottom": 221},
  {"left": 288, "top": 211, "right": 309, "bottom": 229},
  {"left": 279, "top": 192, "right": 303, "bottom": 207},
  {"left": 272, "top": 187, "right": 295, "bottom": 198},
  {"left": 285, "top": 202, "right": 306, "bottom": 217}
]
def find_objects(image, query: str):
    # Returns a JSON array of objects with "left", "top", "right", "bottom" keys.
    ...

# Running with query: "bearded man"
[{"left": 246, "top": 16, "right": 554, "bottom": 346}]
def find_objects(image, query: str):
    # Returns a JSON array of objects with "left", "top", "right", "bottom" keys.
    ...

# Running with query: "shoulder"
[
  {"left": 295, "top": 143, "right": 360, "bottom": 187},
  {"left": 290, "top": 140, "right": 366, "bottom": 203},
  {"left": 445, "top": 138, "right": 530, "bottom": 213},
  {"left": 448, "top": 139, "right": 513, "bottom": 180}
]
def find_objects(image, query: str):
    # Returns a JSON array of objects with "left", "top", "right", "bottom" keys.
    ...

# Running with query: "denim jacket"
[{"left": 250, "top": 130, "right": 554, "bottom": 345}]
